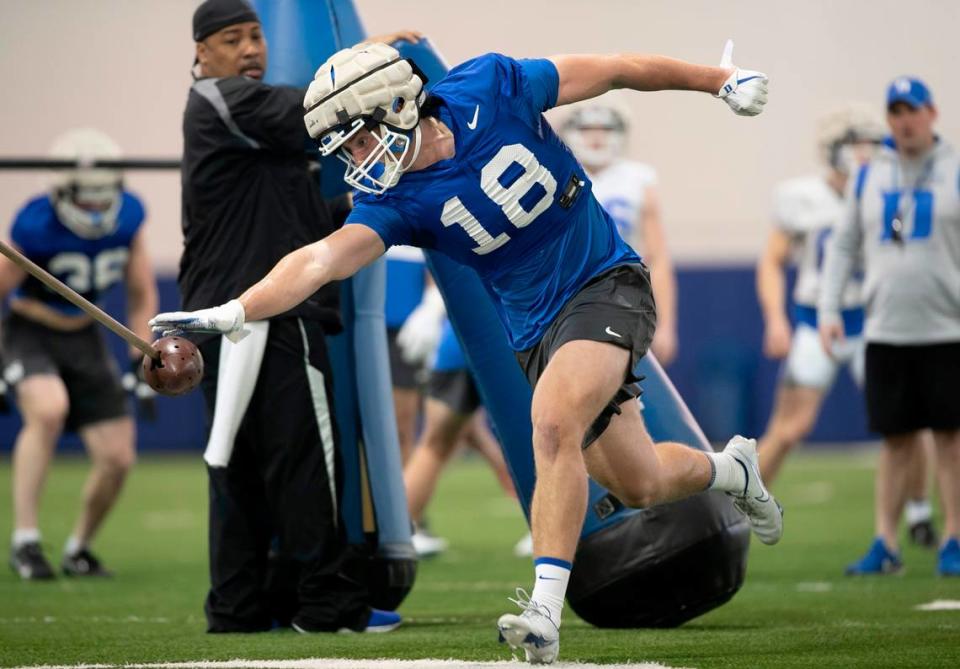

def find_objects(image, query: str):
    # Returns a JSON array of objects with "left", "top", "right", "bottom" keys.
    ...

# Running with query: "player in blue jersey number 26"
[{"left": 152, "top": 39, "right": 782, "bottom": 663}]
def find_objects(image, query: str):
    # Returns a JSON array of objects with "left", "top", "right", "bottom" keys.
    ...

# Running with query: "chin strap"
[{"left": 402, "top": 124, "right": 423, "bottom": 171}]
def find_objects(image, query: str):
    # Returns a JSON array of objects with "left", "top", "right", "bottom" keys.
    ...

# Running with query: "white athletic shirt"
[
  {"left": 590, "top": 159, "right": 658, "bottom": 244},
  {"left": 773, "top": 175, "right": 862, "bottom": 309},
  {"left": 820, "top": 140, "right": 960, "bottom": 343}
]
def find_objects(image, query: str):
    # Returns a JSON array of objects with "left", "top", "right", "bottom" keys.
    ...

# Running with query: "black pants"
[{"left": 199, "top": 318, "right": 369, "bottom": 633}]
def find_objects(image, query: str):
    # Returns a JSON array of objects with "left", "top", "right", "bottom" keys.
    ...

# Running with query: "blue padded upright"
[{"left": 255, "top": 0, "right": 414, "bottom": 611}]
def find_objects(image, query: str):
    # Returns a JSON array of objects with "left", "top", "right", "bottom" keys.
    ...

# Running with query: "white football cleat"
[
  {"left": 513, "top": 531, "right": 533, "bottom": 558},
  {"left": 411, "top": 528, "right": 448, "bottom": 558},
  {"left": 723, "top": 435, "right": 783, "bottom": 545},
  {"left": 497, "top": 588, "right": 560, "bottom": 665}
]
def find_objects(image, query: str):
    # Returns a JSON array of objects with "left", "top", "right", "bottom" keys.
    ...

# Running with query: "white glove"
[
  {"left": 397, "top": 285, "right": 445, "bottom": 365},
  {"left": 149, "top": 299, "right": 248, "bottom": 343},
  {"left": 715, "top": 39, "right": 768, "bottom": 116}
]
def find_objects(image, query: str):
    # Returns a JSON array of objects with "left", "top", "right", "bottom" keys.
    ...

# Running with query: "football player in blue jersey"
[
  {"left": 3, "top": 129, "right": 158, "bottom": 580},
  {"left": 152, "top": 40, "right": 781, "bottom": 663}
]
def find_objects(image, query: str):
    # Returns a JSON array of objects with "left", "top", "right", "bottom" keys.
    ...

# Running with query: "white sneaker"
[
  {"left": 513, "top": 531, "right": 533, "bottom": 558},
  {"left": 411, "top": 529, "right": 448, "bottom": 558},
  {"left": 723, "top": 435, "right": 783, "bottom": 545},
  {"left": 497, "top": 588, "right": 560, "bottom": 665}
]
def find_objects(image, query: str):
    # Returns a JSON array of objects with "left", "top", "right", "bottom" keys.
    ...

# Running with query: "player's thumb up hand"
[{"left": 715, "top": 39, "right": 769, "bottom": 116}]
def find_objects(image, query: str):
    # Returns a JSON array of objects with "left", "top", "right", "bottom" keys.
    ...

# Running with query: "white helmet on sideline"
[
  {"left": 816, "top": 104, "right": 885, "bottom": 174},
  {"left": 561, "top": 103, "right": 628, "bottom": 169},
  {"left": 303, "top": 43, "right": 426, "bottom": 194},
  {"left": 48, "top": 128, "right": 123, "bottom": 239}
]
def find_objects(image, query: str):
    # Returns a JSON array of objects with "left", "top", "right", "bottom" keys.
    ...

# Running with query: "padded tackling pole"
[{"left": 254, "top": 0, "right": 415, "bottom": 610}]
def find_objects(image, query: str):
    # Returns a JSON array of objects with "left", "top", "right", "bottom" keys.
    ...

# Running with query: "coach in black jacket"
[{"left": 181, "top": 0, "right": 403, "bottom": 634}]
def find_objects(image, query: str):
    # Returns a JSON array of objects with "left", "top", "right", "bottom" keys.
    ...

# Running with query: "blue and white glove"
[
  {"left": 715, "top": 40, "right": 768, "bottom": 116},
  {"left": 149, "top": 299, "right": 248, "bottom": 343}
]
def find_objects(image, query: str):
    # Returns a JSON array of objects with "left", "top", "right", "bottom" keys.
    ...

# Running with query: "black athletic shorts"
[
  {"left": 2, "top": 312, "right": 129, "bottom": 431},
  {"left": 865, "top": 341, "right": 960, "bottom": 435},
  {"left": 426, "top": 368, "right": 481, "bottom": 416},
  {"left": 515, "top": 263, "right": 657, "bottom": 448},
  {"left": 387, "top": 327, "right": 422, "bottom": 390}
]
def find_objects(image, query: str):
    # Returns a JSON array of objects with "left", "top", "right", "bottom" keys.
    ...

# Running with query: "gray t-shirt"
[{"left": 819, "top": 139, "right": 960, "bottom": 344}]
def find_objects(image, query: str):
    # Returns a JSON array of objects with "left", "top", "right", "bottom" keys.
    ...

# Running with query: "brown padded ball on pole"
[{"left": 141, "top": 336, "right": 205, "bottom": 396}]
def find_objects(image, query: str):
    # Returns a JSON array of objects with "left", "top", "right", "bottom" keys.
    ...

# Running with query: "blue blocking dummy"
[
  {"left": 395, "top": 39, "right": 750, "bottom": 627},
  {"left": 254, "top": 0, "right": 415, "bottom": 610}
]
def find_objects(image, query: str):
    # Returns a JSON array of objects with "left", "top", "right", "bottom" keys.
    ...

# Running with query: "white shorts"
[{"left": 782, "top": 322, "right": 865, "bottom": 390}]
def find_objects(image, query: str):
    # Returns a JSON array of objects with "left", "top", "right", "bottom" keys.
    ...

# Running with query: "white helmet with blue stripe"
[
  {"left": 303, "top": 42, "right": 426, "bottom": 194},
  {"left": 561, "top": 103, "right": 629, "bottom": 169},
  {"left": 48, "top": 128, "right": 123, "bottom": 239}
]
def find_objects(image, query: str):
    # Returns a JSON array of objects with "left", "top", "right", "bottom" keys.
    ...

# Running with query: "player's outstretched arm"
[
  {"left": 150, "top": 224, "right": 384, "bottom": 338},
  {"left": 551, "top": 40, "right": 767, "bottom": 116},
  {"left": 817, "top": 189, "right": 863, "bottom": 356},
  {"left": 756, "top": 228, "right": 793, "bottom": 359},
  {"left": 240, "top": 224, "right": 384, "bottom": 321}
]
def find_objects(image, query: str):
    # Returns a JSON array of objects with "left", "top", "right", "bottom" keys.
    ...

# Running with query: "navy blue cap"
[
  {"left": 886, "top": 76, "right": 933, "bottom": 109},
  {"left": 193, "top": 0, "right": 259, "bottom": 42}
]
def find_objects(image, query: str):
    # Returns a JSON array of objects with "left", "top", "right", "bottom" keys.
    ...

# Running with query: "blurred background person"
[
  {"left": 402, "top": 318, "right": 516, "bottom": 557},
  {"left": 819, "top": 77, "right": 960, "bottom": 576},
  {"left": 756, "top": 104, "right": 938, "bottom": 546},
  {"left": 385, "top": 247, "right": 431, "bottom": 467},
  {"left": 3, "top": 128, "right": 156, "bottom": 580},
  {"left": 385, "top": 262, "right": 450, "bottom": 554},
  {"left": 560, "top": 100, "right": 678, "bottom": 366}
]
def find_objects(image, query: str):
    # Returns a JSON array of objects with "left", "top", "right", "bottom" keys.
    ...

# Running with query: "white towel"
[{"left": 203, "top": 320, "right": 270, "bottom": 468}]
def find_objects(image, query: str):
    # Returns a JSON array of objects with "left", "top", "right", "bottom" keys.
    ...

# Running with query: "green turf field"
[{"left": 0, "top": 449, "right": 958, "bottom": 668}]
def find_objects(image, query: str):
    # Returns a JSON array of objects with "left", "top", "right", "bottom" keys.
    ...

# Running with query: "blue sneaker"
[
  {"left": 361, "top": 608, "right": 402, "bottom": 633},
  {"left": 937, "top": 537, "right": 960, "bottom": 577},
  {"left": 293, "top": 608, "right": 401, "bottom": 634},
  {"left": 845, "top": 538, "right": 903, "bottom": 575}
]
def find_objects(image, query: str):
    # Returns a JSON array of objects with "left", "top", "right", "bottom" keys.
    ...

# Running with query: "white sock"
[
  {"left": 705, "top": 452, "right": 747, "bottom": 495},
  {"left": 905, "top": 499, "right": 933, "bottom": 525},
  {"left": 12, "top": 528, "right": 41, "bottom": 548},
  {"left": 530, "top": 557, "right": 571, "bottom": 626},
  {"left": 64, "top": 536, "right": 85, "bottom": 557}
]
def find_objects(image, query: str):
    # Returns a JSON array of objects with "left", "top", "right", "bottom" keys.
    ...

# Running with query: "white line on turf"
[
  {"left": 9, "top": 660, "right": 690, "bottom": 669},
  {"left": 915, "top": 599, "right": 960, "bottom": 611},
  {"left": 795, "top": 582, "right": 833, "bottom": 593}
]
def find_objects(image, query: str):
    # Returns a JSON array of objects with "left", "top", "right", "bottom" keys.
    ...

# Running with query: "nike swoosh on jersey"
[
  {"left": 467, "top": 105, "right": 480, "bottom": 130},
  {"left": 605, "top": 326, "right": 622, "bottom": 338}
]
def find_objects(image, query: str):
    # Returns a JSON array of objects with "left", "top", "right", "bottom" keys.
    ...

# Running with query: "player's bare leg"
[
  {"left": 9, "top": 375, "right": 69, "bottom": 579},
  {"left": 393, "top": 387, "right": 420, "bottom": 465},
  {"left": 500, "top": 340, "right": 628, "bottom": 664},
  {"left": 11, "top": 376, "right": 69, "bottom": 534},
  {"left": 464, "top": 410, "right": 515, "bottom": 497},
  {"left": 932, "top": 429, "right": 960, "bottom": 575},
  {"left": 73, "top": 416, "right": 136, "bottom": 549},
  {"left": 403, "top": 397, "right": 471, "bottom": 522},
  {"left": 584, "top": 400, "right": 712, "bottom": 507},
  {"left": 905, "top": 433, "right": 939, "bottom": 547},
  {"left": 874, "top": 431, "right": 922, "bottom": 550},
  {"left": 527, "top": 340, "right": 630, "bottom": 563},
  {"left": 757, "top": 385, "right": 825, "bottom": 485},
  {"left": 932, "top": 429, "right": 960, "bottom": 540}
]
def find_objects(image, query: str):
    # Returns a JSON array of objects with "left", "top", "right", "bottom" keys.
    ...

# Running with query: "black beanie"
[{"left": 193, "top": 0, "right": 260, "bottom": 42}]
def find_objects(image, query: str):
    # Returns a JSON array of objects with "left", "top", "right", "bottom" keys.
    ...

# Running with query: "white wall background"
[{"left": 1, "top": 0, "right": 957, "bottom": 270}]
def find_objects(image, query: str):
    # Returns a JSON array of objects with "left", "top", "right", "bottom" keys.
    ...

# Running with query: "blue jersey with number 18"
[{"left": 348, "top": 53, "right": 640, "bottom": 351}]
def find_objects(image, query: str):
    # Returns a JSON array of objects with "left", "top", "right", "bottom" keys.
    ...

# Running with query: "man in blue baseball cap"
[
  {"left": 820, "top": 74, "right": 960, "bottom": 578},
  {"left": 886, "top": 76, "right": 937, "bottom": 158}
]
